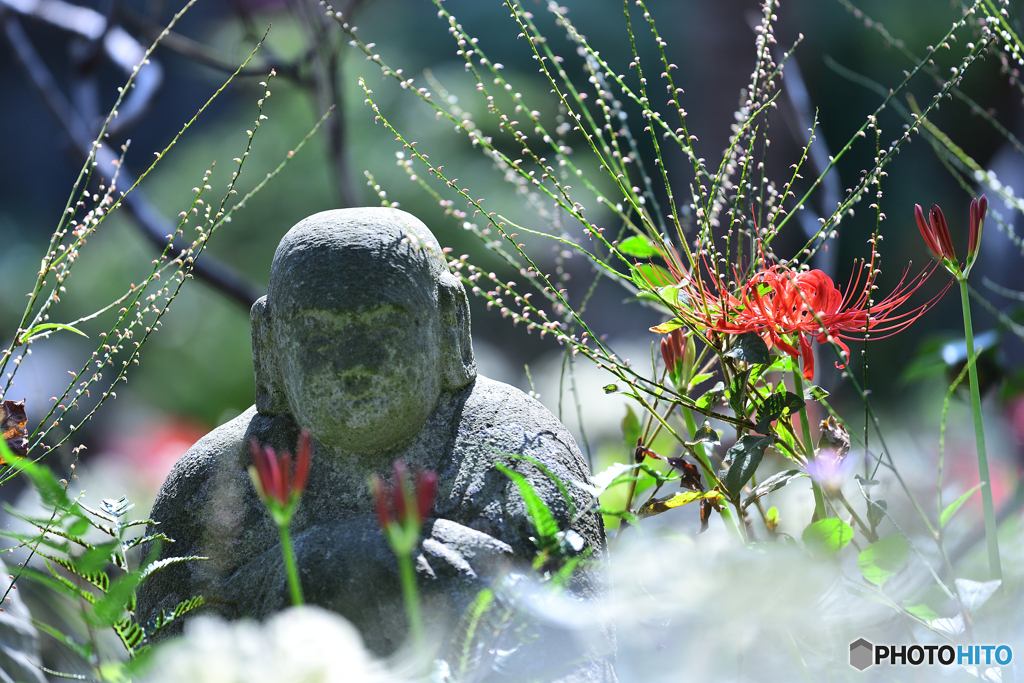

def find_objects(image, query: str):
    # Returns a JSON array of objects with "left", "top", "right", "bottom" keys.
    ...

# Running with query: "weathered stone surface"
[{"left": 136, "top": 208, "right": 611, "bottom": 679}]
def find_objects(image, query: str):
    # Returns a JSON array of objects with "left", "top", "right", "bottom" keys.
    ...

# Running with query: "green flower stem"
[
  {"left": 278, "top": 524, "right": 304, "bottom": 606},
  {"left": 396, "top": 548, "right": 424, "bottom": 649},
  {"left": 683, "top": 408, "right": 743, "bottom": 541},
  {"left": 791, "top": 359, "right": 827, "bottom": 521},
  {"left": 958, "top": 277, "right": 1002, "bottom": 583}
]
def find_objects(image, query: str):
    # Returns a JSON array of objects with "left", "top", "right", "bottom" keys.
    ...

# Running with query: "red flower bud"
[
  {"left": 969, "top": 194, "right": 987, "bottom": 258},
  {"left": 929, "top": 204, "right": 957, "bottom": 262},
  {"left": 249, "top": 430, "right": 312, "bottom": 510}
]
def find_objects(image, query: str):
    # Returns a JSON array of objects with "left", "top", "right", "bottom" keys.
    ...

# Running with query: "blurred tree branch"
[{"left": 0, "top": 0, "right": 372, "bottom": 308}]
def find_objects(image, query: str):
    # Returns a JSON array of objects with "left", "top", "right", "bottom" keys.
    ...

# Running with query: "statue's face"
[{"left": 275, "top": 301, "right": 443, "bottom": 453}]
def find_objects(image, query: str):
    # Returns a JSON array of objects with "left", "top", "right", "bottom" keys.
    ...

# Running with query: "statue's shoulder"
[
  {"left": 443, "top": 375, "right": 604, "bottom": 558},
  {"left": 157, "top": 406, "right": 257, "bottom": 497},
  {"left": 457, "top": 375, "right": 584, "bottom": 469}
]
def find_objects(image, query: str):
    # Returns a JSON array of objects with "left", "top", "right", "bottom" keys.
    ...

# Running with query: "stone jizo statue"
[{"left": 137, "top": 208, "right": 610, "bottom": 679}]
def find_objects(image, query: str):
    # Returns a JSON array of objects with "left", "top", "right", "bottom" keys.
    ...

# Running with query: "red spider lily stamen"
[{"left": 675, "top": 262, "right": 944, "bottom": 380}]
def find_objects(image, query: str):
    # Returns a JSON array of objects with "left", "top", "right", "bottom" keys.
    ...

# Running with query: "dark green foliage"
[
  {"left": 721, "top": 435, "right": 774, "bottom": 498},
  {"left": 724, "top": 332, "right": 771, "bottom": 365}
]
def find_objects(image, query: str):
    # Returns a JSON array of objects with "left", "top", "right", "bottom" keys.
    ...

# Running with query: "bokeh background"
[{"left": 2, "top": 0, "right": 1023, "bottom": 529}]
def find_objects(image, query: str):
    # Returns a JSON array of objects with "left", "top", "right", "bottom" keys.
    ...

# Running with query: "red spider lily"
[
  {"left": 249, "top": 430, "right": 311, "bottom": 519},
  {"left": 718, "top": 264, "right": 942, "bottom": 379},
  {"left": 915, "top": 195, "right": 987, "bottom": 276},
  {"left": 370, "top": 460, "right": 438, "bottom": 537}
]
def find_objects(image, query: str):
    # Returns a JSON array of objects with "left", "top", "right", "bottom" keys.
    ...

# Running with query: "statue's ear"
[
  {"left": 438, "top": 274, "right": 476, "bottom": 391},
  {"left": 251, "top": 296, "right": 289, "bottom": 415}
]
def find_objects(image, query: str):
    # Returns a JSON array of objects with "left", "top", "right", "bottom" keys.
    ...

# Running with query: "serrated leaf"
[
  {"left": 724, "top": 332, "right": 771, "bottom": 365},
  {"left": 138, "top": 556, "right": 207, "bottom": 584},
  {"left": 75, "top": 540, "right": 121, "bottom": 575},
  {"left": 639, "top": 490, "right": 723, "bottom": 518},
  {"left": 754, "top": 391, "right": 805, "bottom": 434},
  {"left": 939, "top": 484, "right": 982, "bottom": 529},
  {"left": 802, "top": 518, "right": 854, "bottom": 559},
  {"left": 123, "top": 533, "right": 174, "bottom": 552},
  {"left": 40, "top": 553, "right": 110, "bottom": 593},
  {"left": 495, "top": 463, "right": 559, "bottom": 548},
  {"left": 857, "top": 535, "right": 910, "bottom": 586},
  {"left": 721, "top": 435, "right": 774, "bottom": 497},
  {"left": 151, "top": 596, "right": 207, "bottom": 637},
  {"left": 619, "top": 235, "right": 661, "bottom": 258},
  {"left": 742, "top": 469, "right": 805, "bottom": 509},
  {"left": 650, "top": 318, "right": 685, "bottom": 334},
  {"left": 114, "top": 617, "right": 145, "bottom": 655}
]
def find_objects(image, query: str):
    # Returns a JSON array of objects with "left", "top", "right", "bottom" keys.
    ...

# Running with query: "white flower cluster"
[{"left": 139, "top": 607, "right": 407, "bottom": 683}]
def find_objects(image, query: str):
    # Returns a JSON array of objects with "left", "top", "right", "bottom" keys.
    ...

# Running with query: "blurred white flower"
[{"left": 138, "top": 606, "right": 407, "bottom": 683}]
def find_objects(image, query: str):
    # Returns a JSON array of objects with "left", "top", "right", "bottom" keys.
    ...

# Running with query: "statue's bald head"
[{"left": 252, "top": 208, "right": 476, "bottom": 452}]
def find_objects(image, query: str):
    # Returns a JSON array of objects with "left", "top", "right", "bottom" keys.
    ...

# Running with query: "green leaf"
[
  {"left": 151, "top": 596, "right": 207, "bottom": 636},
  {"left": 650, "top": 318, "right": 685, "bottom": 334},
  {"left": 867, "top": 499, "right": 887, "bottom": 529},
  {"left": 21, "top": 322, "right": 88, "bottom": 342},
  {"left": 137, "top": 556, "right": 207, "bottom": 584},
  {"left": 619, "top": 235, "right": 661, "bottom": 258},
  {"left": 495, "top": 463, "right": 559, "bottom": 548},
  {"left": 688, "top": 372, "right": 714, "bottom": 387},
  {"left": 939, "top": 484, "right": 982, "bottom": 529},
  {"left": 724, "top": 332, "right": 771, "bottom": 365},
  {"left": 692, "top": 422, "right": 721, "bottom": 445},
  {"left": 621, "top": 406, "right": 642, "bottom": 452},
  {"left": 114, "top": 617, "right": 145, "bottom": 655},
  {"left": 904, "top": 602, "right": 941, "bottom": 623},
  {"left": 2, "top": 446, "right": 72, "bottom": 510},
  {"left": 75, "top": 540, "right": 120, "bottom": 575},
  {"left": 803, "top": 385, "right": 829, "bottom": 401},
  {"left": 802, "top": 518, "right": 854, "bottom": 559},
  {"left": 742, "top": 469, "right": 806, "bottom": 509},
  {"left": 631, "top": 264, "right": 673, "bottom": 290},
  {"left": 94, "top": 572, "right": 141, "bottom": 626},
  {"left": 857, "top": 535, "right": 910, "bottom": 586},
  {"left": 728, "top": 369, "right": 752, "bottom": 417},
  {"left": 695, "top": 382, "right": 725, "bottom": 411},
  {"left": 754, "top": 391, "right": 805, "bottom": 434},
  {"left": 639, "top": 490, "right": 723, "bottom": 518},
  {"left": 721, "top": 435, "right": 774, "bottom": 497}
]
